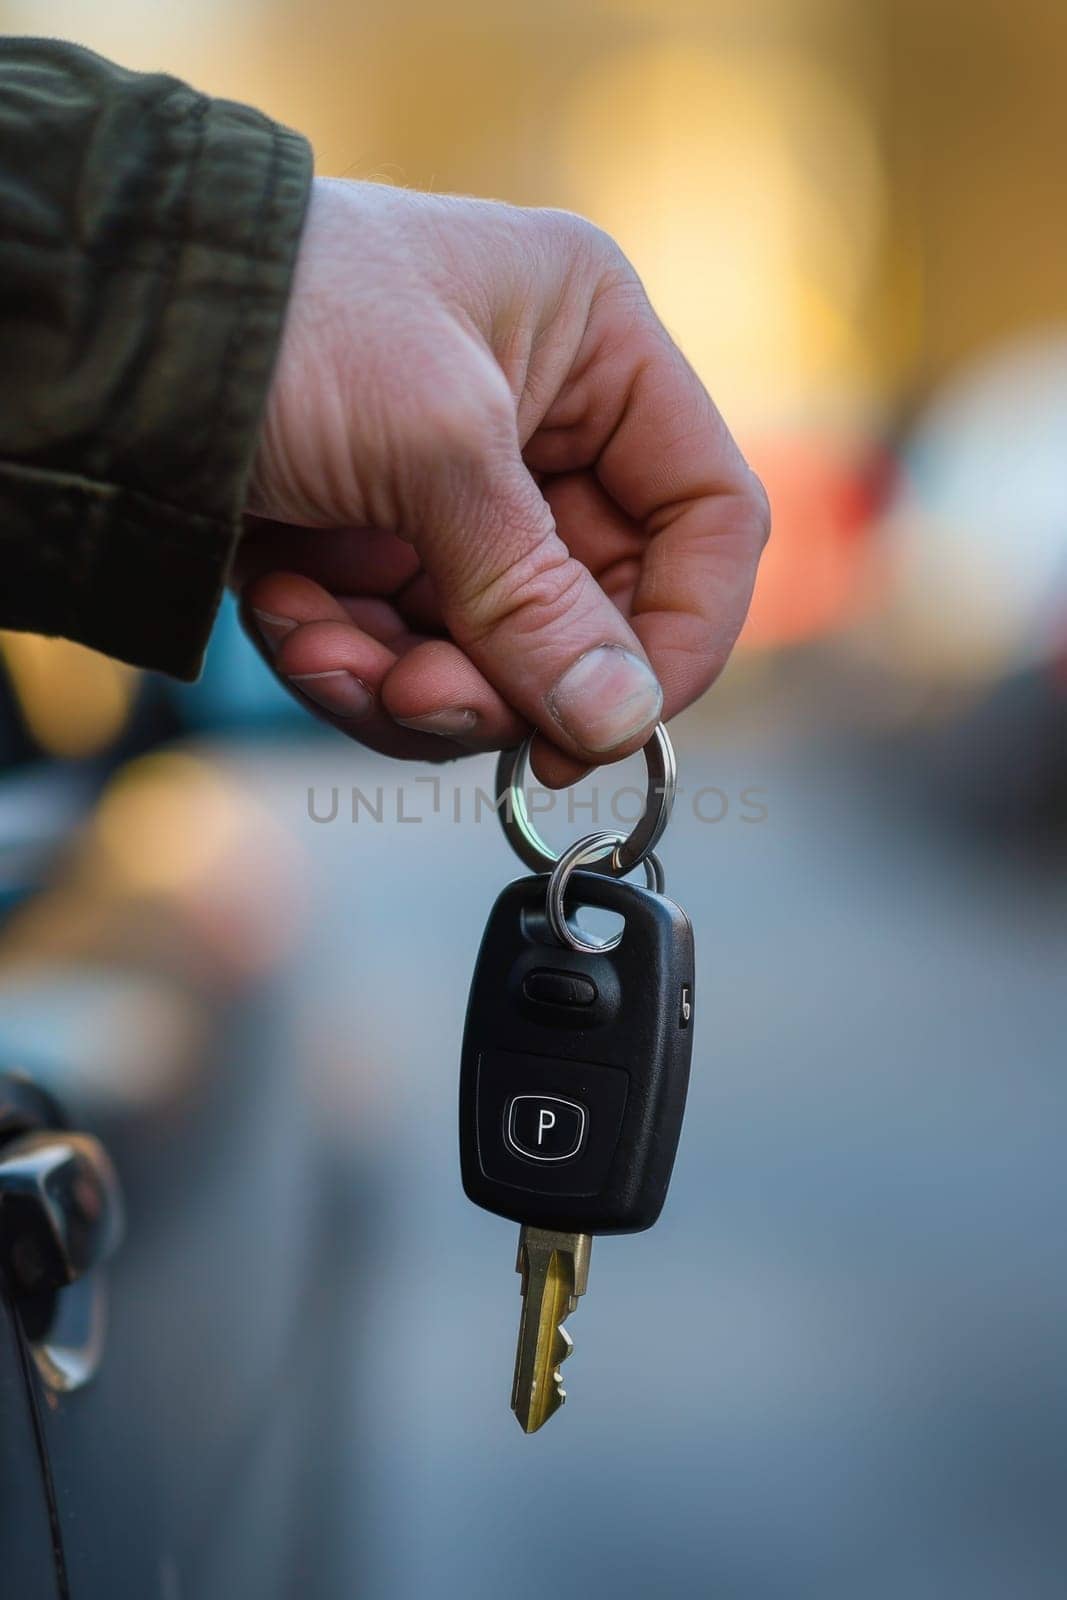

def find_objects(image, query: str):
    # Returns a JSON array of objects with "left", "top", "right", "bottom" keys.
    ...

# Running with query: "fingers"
[
  {"left": 527, "top": 736, "right": 591, "bottom": 790},
  {"left": 381, "top": 639, "right": 528, "bottom": 748},
  {"left": 242, "top": 572, "right": 528, "bottom": 759},
  {"left": 529, "top": 281, "right": 771, "bottom": 722},
  {"left": 409, "top": 403, "right": 666, "bottom": 769},
  {"left": 239, "top": 266, "right": 768, "bottom": 782},
  {"left": 235, "top": 517, "right": 423, "bottom": 598},
  {"left": 242, "top": 576, "right": 442, "bottom": 761},
  {"left": 601, "top": 336, "right": 769, "bottom": 714}
]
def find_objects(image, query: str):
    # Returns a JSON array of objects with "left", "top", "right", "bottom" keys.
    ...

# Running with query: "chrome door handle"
[
  {"left": 0, "top": 1074, "right": 125, "bottom": 1392},
  {"left": 0, "top": 1131, "right": 124, "bottom": 1293}
]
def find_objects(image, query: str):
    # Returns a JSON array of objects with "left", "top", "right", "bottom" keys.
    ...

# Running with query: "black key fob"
[{"left": 459, "top": 870, "right": 695, "bottom": 1235}]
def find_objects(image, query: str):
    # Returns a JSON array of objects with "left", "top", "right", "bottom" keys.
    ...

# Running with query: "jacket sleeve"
[{"left": 0, "top": 37, "right": 313, "bottom": 680}]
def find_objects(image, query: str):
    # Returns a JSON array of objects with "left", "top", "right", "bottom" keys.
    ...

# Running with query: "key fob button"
[
  {"left": 474, "top": 1049, "right": 628, "bottom": 1200},
  {"left": 522, "top": 970, "right": 597, "bottom": 1008},
  {"left": 505, "top": 1095, "right": 587, "bottom": 1162}
]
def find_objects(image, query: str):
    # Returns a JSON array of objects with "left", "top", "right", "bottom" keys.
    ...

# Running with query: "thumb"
[{"left": 413, "top": 447, "right": 662, "bottom": 765}]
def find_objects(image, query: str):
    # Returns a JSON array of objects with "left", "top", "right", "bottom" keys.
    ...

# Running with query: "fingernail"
[
  {"left": 547, "top": 644, "right": 663, "bottom": 753},
  {"left": 289, "top": 670, "right": 373, "bottom": 722},
  {"left": 394, "top": 708, "right": 478, "bottom": 740},
  {"left": 251, "top": 608, "right": 297, "bottom": 653}
]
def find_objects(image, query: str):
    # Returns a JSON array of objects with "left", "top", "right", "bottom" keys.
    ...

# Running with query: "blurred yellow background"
[
  {"left": 6, "top": 0, "right": 1065, "bottom": 403},
  {"left": 1, "top": 0, "right": 1065, "bottom": 742}
]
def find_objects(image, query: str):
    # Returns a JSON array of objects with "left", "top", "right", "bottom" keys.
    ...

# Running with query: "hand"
[{"left": 238, "top": 178, "right": 769, "bottom": 785}]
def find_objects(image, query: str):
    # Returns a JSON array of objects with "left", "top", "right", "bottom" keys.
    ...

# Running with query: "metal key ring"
[
  {"left": 496, "top": 721, "right": 677, "bottom": 877},
  {"left": 546, "top": 831, "right": 665, "bottom": 953}
]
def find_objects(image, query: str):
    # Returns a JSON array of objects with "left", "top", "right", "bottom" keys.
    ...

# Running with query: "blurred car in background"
[
  {"left": 0, "top": 614, "right": 373, "bottom": 1596},
  {"left": 860, "top": 336, "right": 1067, "bottom": 832}
]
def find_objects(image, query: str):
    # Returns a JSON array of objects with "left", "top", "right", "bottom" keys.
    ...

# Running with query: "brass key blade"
[{"left": 511, "top": 1227, "right": 591, "bottom": 1434}]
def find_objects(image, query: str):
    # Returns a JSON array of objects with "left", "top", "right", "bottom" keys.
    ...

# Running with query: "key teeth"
[
  {"left": 515, "top": 1324, "right": 572, "bottom": 1433},
  {"left": 547, "top": 1323, "right": 572, "bottom": 1405},
  {"left": 516, "top": 1382, "right": 564, "bottom": 1434},
  {"left": 511, "top": 1229, "right": 591, "bottom": 1434}
]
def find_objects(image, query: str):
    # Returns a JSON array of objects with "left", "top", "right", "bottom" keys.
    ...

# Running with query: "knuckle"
[
  {"left": 461, "top": 541, "right": 590, "bottom": 646},
  {"left": 744, "top": 470, "right": 773, "bottom": 551},
  {"left": 585, "top": 226, "right": 639, "bottom": 297},
  {"left": 531, "top": 206, "right": 633, "bottom": 279}
]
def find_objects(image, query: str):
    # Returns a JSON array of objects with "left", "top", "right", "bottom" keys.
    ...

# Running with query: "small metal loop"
[
  {"left": 495, "top": 722, "right": 677, "bottom": 878},
  {"left": 545, "top": 831, "right": 665, "bottom": 954}
]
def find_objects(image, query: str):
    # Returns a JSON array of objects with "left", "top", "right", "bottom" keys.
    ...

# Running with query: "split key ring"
[{"left": 495, "top": 721, "right": 677, "bottom": 878}]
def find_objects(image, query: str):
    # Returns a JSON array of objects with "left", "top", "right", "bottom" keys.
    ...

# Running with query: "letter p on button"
[{"left": 506, "top": 1095, "right": 587, "bottom": 1163}]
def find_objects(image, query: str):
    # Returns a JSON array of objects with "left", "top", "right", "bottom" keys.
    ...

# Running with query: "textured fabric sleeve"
[{"left": 0, "top": 37, "right": 313, "bottom": 679}]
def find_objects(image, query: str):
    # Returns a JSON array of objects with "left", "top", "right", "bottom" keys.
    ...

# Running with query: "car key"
[{"left": 460, "top": 806, "right": 695, "bottom": 1433}]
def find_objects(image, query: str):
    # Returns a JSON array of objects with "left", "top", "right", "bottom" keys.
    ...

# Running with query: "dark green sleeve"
[{"left": 0, "top": 37, "right": 313, "bottom": 680}]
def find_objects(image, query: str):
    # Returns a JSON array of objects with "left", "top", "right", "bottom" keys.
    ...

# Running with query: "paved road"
[{"left": 235, "top": 706, "right": 1067, "bottom": 1600}]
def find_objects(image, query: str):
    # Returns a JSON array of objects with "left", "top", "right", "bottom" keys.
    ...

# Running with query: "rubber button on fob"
[
  {"left": 506, "top": 1095, "right": 587, "bottom": 1162},
  {"left": 522, "top": 970, "right": 597, "bottom": 1008}
]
